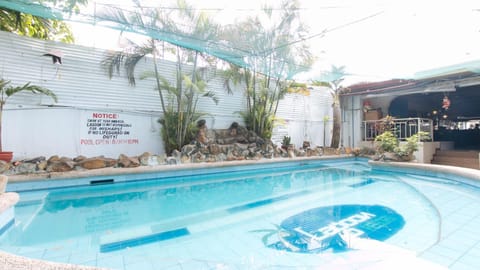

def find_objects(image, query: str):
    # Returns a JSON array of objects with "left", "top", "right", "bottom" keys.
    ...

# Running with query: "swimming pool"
[{"left": 1, "top": 158, "right": 480, "bottom": 270}]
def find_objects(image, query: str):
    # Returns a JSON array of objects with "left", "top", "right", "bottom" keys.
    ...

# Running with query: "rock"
[
  {"left": 165, "top": 157, "right": 178, "bottom": 165},
  {"left": 192, "top": 152, "right": 206, "bottom": 163},
  {"left": 139, "top": 152, "right": 153, "bottom": 166},
  {"left": 172, "top": 150, "right": 182, "bottom": 161},
  {"left": 234, "top": 143, "right": 249, "bottom": 151},
  {"left": 226, "top": 151, "right": 236, "bottom": 161},
  {"left": 47, "top": 159, "right": 75, "bottom": 172},
  {"left": 235, "top": 155, "right": 245, "bottom": 161},
  {"left": 78, "top": 157, "right": 107, "bottom": 170},
  {"left": 104, "top": 158, "right": 117, "bottom": 167},
  {"left": 215, "top": 153, "right": 227, "bottom": 162},
  {"left": 302, "top": 141, "right": 311, "bottom": 149},
  {"left": 208, "top": 144, "right": 221, "bottom": 155},
  {"left": 23, "top": 156, "right": 46, "bottom": 163},
  {"left": 196, "top": 120, "right": 209, "bottom": 144},
  {"left": 117, "top": 154, "right": 140, "bottom": 168},
  {"left": 180, "top": 155, "right": 191, "bottom": 164},
  {"left": 306, "top": 149, "right": 317, "bottom": 157},
  {"left": 181, "top": 144, "right": 197, "bottom": 156},
  {"left": 254, "top": 152, "right": 263, "bottom": 160},
  {"left": 37, "top": 160, "right": 48, "bottom": 171},
  {"left": 128, "top": 156, "right": 140, "bottom": 167},
  {"left": 15, "top": 162, "right": 37, "bottom": 174},
  {"left": 143, "top": 155, "right": 161, "bottom": 166},
  {"left": 0, "top": 160, "right": 10, "bottom": 174},
  {"left": 48, "top": 155, "right": 60, "bottom": 163},
  {"left": 223, "top": 137, "right": 236, "bottom": 144},
  {"left": 73, "top": 155, "right": 87, "bottom": 162},
  {"left": 296, "top": 149, "right": 306, "bottom": 157}
]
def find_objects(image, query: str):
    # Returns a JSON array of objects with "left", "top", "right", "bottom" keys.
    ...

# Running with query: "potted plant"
[
  {"left": 281, "top": 136, "right": 291, "bottom": 150},
  {"left": 0, "top": 79, "right": 57, "bottom": 162}
]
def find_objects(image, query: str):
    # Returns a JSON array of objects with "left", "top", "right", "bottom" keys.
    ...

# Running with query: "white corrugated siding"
[
  {"left": 0, "top": 31, "right": 246, "bottom": 122},
  {"left": 273, "top": 87, "right": 333, "bottom": 147},
  {"left": 0, "top": 31, "right": 333, "bottom": 157}
]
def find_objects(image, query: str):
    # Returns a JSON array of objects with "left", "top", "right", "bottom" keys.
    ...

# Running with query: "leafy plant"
[
  {"left": 222, "top": 0, "right": 313, "bottom": 141},
  {"left": 0, "top": 79, "right": 57, "bottom": 152},
  {"left": 0, "top": 0, "right": 88, "bottom": 43},
  {"left": 395, "top": 131, "right": 430, "bottom": 159},
  {"left": 375, "top": 131, "right": 429, "bottom": 161},
  {"left": 374, "top": 131, "right": 398, "bottom": 153},
  {"left": 281, "top": 136, "right": 291, "bottom": 149},
  {"left": 101, "top": 1, "right": 220, "bottom": 154}
]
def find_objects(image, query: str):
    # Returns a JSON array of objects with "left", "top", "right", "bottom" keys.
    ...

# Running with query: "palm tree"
[
  {"left": 222, "top": 0, "right": 314, "bottom": 139},
  {"left": 0, "top": 79, "right": 57, "bottom": 152},
  {"left": 312, "top": 65, "right": 346, "bottom": 148},
  {"left": 100, "top": 0, "right": 219, "bottom": 154}
]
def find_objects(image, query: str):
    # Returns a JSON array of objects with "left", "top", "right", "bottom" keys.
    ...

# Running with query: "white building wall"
[
  {"left": 274, "top": 87, "right": 333, "bottom": 148},
  {"left": 0, "top": 31, "right": 333, "bottom": 159},
  {"left": 341, "top": 95, "right": 363, "bottom": 148}
]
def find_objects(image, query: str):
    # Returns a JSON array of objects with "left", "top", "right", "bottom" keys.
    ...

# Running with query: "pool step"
[{"left": 431, "top": 150, "right": 479, "bottom": 169}]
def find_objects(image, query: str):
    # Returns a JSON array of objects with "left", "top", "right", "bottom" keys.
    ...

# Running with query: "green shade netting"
[
  {"left": 0, "top": 0, "right": 63, "bottom": 19},
  {"left": 0, "top": 1, "right": 308, "bottom": 80}
]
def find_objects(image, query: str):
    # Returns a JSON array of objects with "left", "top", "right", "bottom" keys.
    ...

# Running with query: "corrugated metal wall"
[
  {"left": 0, "top": 31, "right": 333, "bottom": 158},
  {"left": 0, "top": 31, "right": 245, "bottom": 122},
  {"left": 274, "top": 87, "right": 334, "bottom": 147}
]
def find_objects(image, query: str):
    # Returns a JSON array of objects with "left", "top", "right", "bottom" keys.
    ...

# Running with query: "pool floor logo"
[{"left": 258, "top": 204, "right": 405, "bottom": 253}]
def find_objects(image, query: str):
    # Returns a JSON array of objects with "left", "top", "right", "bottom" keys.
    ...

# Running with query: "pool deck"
[{"left": 1, "top": 156, "right": 479, "bottom": 270}]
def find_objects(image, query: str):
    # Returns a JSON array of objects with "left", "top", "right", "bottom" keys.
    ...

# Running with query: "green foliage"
[
  {"left": 221, "top": 0, "right": 313, "bottom": 141},
  {"left": 396, "top": 131, "right": 430, "bottom": 158},
  {"left": 101, "top": 2, "right": 220, "bottom": 154},
  {"left": 375, "top": 131, "right": 429, "bottom": 161},
  {"left": 0, "top": 0, "right": 87, "bottom": 43},
  {"left": 374, "top": 131, "right": 398, "bottom": 153},
  {"left": 281, "top": 136, "right": 291, "bottom": 149},
  {"left": 158, "top": 111, "right": 202, "bottom": 154}
]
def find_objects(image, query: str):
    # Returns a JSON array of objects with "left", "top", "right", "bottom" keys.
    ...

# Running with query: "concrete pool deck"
[{"left": 1, "top": 156, "right": 479, "bottom": 270}]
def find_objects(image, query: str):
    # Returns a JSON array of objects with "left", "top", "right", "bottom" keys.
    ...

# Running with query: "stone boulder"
[
  {"left": 139, "top": 152, "right": 162, "bottom": 166},
  {"left": 47, "top": 157, "right": 75, "bottom": 172},
  {"left": 14, "top": 162, "right": 37, "bottom": 174},
  {"left": 77, "top": 157, "right": 107, "bottom": 170},
  {"left": 0, "top": 160, "right": 10, "bottom": 174},
  {"left": 117, "top": 154, "right": 140, "bottom": 168}
]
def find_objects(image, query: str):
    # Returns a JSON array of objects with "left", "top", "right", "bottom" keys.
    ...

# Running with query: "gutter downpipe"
[{"left": 352, "top": 95, "right": 355, "bottom": 148}]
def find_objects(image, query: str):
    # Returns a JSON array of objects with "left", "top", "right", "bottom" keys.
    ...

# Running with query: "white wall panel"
[{"left": 0, "top": 31, "right": 333, "bottom": 158}]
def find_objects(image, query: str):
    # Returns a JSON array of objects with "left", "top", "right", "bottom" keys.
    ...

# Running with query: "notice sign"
[{"left": 80, "top": 112, "right": 139, "bottom": 145}]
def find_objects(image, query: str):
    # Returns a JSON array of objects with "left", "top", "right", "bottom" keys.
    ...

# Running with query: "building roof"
[{"left": 342, "top": 60, "right": 480, "bottom": 96}]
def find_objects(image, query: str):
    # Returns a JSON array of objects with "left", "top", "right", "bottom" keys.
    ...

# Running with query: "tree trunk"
[{"left": 330, "top": 101, "right": 341, "bottom": 148}]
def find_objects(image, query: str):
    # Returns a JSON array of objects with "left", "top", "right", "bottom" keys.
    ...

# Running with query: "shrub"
[{"left": 374, "top": 131, "right": 398, "bottom": 153}]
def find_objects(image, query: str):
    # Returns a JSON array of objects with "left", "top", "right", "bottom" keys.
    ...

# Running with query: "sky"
[{"left": 70, "top": 0, "right": 480, "bottom": 85}]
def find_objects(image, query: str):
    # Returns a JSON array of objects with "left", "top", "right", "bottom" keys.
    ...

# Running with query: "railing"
[{"left": 362, "top": 117, "right": 434, "bottom": 141}]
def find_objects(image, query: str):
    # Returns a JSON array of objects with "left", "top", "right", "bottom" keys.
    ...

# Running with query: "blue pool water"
[{"left": 1, "top": 158, "right": 480, "bottom": 270}]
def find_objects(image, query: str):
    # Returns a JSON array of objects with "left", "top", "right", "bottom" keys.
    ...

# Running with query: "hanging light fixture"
[{"left": 442, "top": 95, "right": 451, "bottom": 110}]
